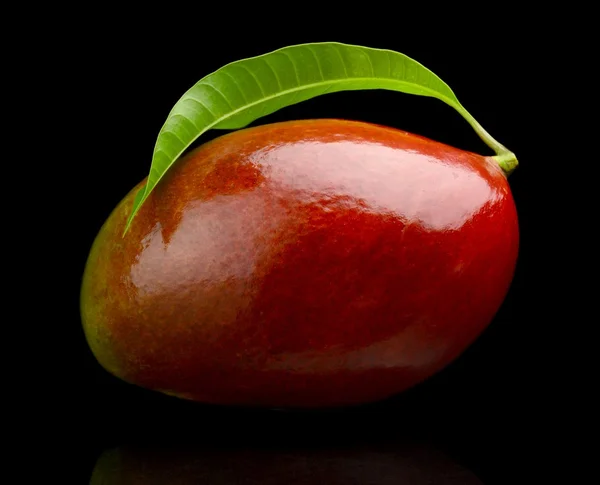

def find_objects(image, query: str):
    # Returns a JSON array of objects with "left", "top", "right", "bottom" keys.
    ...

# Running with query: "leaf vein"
[
  {"left": 184, "top": 96, "right": 217, "bottom": 119},
  {"left": 262, "top": 57, "right": 282, "bottom": 90},
  {"left": 238, "top": 64, "right": 266, "bottom": 97},
  {"left": 220, "top": 70, "right": 248, "bottom": 103},
  {"left": 280, "top": 51, "right": 301, "bottom": 86},
  {"left": 199, "top": 81, "right": 234, "bottom": 110},
  {"left": 305, "top": 45, "right": 325, "bottom": 80},
  {"left": 332, "top": 44, "right": 349, "bottom": 77}
]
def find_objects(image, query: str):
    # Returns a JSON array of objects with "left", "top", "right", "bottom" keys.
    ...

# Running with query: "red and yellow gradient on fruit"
[{"left": 80, "top": 118, "right": 518, "bottom": 407}]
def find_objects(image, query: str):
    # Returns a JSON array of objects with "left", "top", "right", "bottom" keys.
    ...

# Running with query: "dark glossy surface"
[
  {"left": 90, "top": 443, "right": 483, "bottom": 484},
  {"left": 80, "top": 119, "right": 519, "bottom": 407}
]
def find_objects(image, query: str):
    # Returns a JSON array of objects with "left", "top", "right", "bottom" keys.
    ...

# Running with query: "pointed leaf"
[{"left": 124, "top": 42, "right": 516, "bottom": 234}]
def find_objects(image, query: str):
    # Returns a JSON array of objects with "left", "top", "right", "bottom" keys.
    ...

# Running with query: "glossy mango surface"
[{"left": 81, "top": 119, "right": 519, "bottom": 407}]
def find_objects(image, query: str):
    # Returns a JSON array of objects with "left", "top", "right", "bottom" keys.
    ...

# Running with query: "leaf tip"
[{"left": 121, "top": 185, "right": 147, "bottom": 238}]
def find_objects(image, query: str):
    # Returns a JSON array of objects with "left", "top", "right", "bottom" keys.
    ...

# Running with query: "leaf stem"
[{"left": 454, "top": 104, "right": 518, "bottom": 176}]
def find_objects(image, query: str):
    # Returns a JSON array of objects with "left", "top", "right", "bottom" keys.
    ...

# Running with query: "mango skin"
[{"left": 80, "top": 119, "right": 519, "bottom": 408}]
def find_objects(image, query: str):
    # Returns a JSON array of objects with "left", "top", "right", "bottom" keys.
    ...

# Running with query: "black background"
[{"left": 49, "top": 16, "right": 564, "bottom": 484}]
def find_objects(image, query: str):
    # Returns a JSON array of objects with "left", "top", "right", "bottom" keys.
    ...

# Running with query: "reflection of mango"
[
  {"left": 90, "top": 444, "right": 483, "bottom": 484},
  {"left": 81, "top": 119, "right": 518, "bottom": 408}
]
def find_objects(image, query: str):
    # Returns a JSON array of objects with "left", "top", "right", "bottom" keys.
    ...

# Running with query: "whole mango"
[{"left": 80, "top": 119, "right": 519, "bottom": 408}]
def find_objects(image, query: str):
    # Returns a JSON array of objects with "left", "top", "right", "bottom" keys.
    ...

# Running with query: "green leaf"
[{"left": 124, "top": 42, "right": 517, "bottom": 235}]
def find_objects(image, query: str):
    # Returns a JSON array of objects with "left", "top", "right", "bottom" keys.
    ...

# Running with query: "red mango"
[{"left": 80, "top": 119, "right": 519, "bottom": 408}]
